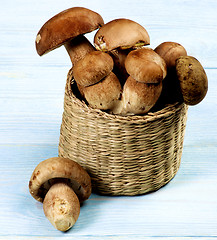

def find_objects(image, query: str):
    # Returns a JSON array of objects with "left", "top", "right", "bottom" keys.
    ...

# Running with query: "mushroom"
[
  {"left": 73, "top": 51, "right": 122, "bottom": 112},
  {"left": 175, "top": 56, "right": 208, "bottom": 105},
  {"left": 119, "top": 48, "right": 166, "bottom": 115},
  {"left": 124, "top": 47, "right": 167, "bottom": 84},
  {"left": 35, "top": 7, "right": 104, "bottom": 65},
  {"left": 29, "top": 157, "right": 91, "bottom": 232}
]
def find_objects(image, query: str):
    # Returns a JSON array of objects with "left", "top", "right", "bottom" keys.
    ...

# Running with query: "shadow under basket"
[{"left": 58, "top": 69, "right": 188, "bottom": 196}]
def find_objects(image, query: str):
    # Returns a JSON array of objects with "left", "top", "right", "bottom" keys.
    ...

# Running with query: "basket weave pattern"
[{"left": 59, "top": 69, "right": 188, "bottom": 196}]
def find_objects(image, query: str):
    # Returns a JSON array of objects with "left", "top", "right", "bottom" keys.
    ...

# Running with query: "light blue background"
[{"left": 0, "top": 0, "right": 217, "bottom": 239}]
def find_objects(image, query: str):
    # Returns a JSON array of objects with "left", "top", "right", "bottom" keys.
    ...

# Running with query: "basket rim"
[{"left": 66, "top": 68, "right": 187, "bottom": 123}]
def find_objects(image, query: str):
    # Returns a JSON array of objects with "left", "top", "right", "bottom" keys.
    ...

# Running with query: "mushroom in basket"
[
  {"left": 73, "top": 51, "right": 122, "bottom": 112},
  {"left": 120, "top": 47, "right": 167, "bottom": 115}
]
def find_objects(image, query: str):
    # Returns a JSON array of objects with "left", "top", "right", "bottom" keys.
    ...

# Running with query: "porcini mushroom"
[
  {"left": 94, "top": 18, "right": 150, "bottom": 52},
  {"left": 125, "top": 48, "right": 167, "bottom": 84},
  {"left": 73, "top": 50, "right": 122, "bottom": 111},
  {"left": 29, "top": 157, "right": 91, "bottom": 231},
  {"left": 175, "top": 56, "right": 208, "bottom": 105},
  {"left": 35, "top": 7, "right": 104, "bottom": 65},
  {"left": 119, "top": 48, "right": 166, "bottom": 115}
]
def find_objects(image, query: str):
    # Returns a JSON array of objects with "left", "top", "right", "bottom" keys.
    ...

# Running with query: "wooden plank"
[{"left": 0, "top": 238, "right": 216, "bottom": 240}]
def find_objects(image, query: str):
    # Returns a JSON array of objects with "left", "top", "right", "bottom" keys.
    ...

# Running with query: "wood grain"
[{"left": 0, "top": 0, "right": 217, "bottom": 238}]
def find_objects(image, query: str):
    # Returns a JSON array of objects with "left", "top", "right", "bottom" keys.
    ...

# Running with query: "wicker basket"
[{"left": 58, "top": 68, "right": 188, "bottom": 196}]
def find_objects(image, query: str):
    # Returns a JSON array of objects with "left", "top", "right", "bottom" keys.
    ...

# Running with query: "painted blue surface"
[{"left": 0, "top": 0, "right": 217, "bottom": 239}]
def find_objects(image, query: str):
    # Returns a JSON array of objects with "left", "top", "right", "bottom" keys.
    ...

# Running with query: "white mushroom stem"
[
  {"left": 64, "top": 35, "right": 95, "bottom": 66},
  {"left": 43, "top": 182, "right": 80, "bottom": 232}
]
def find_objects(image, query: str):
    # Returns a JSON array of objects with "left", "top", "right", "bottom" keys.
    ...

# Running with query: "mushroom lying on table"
[
  {"left": 35, "top": 7, "right": 104, "bottom": 65},
  {"left": 29, "top": 157, "right": 91, "bottom": 232}
]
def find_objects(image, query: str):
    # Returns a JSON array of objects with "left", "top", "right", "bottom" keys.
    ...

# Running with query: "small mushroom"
[
  {"left": 94, "top": 18, "right": 150, "bottom": 52},
  {"left": 29, "top": 157, "right": 91, "bottom": 232},
  {"left": 109, "top": 49, "right": 131, "bottom": 86},
  {"left": 125, "top": 47, "right": 167, "bottom": 83},
  {"left": 73, "top": 51, "right": 122, "bottom": 112},
  {"left": 35, "top": 7, "right": 104, "bottom": 65},
  {"left": 175, "top": 56, "right": 208, "bottom": 105},
  {"left": 121, "top": 76, "right": 163, "bottom": 115},
  {"left": 118, "top": 48, "right": 166, "bottom": 115}
]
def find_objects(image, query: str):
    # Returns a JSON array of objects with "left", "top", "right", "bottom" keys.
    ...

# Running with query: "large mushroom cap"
[
  {"left": 94, "top": 18, "right": 150, "bottom": 52},
  {"left": 36, "top": 7, "right": 104, "bottom": 56},
  {"left": 29, "top": 157, "right": 92, "bottom": 202},
  {"left": 125, "top": 48, "right": 167, "bottom": 83},
  {"left": 73, "top": 51, "right": 114, "bottom": 87}
]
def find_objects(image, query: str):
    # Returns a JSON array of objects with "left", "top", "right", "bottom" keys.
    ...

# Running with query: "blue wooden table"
[{"left": 1, "top": 0, "right": 217, "bottom": 239}]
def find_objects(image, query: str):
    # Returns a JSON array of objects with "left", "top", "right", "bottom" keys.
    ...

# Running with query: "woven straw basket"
[{"left": 58, "top": 68, "right": 188, "bottom": 196}]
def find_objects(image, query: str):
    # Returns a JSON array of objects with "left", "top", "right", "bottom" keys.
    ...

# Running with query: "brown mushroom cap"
[
  {"left": 94, "top": 18, "right": 150, "bottom": 52},
  {"left": 155, "top": 41, "right": 187, "bottom": 69},
  {"left": 125, "top": 48, "right": 167, "bottom": 83},
  {"left": 83, "top": 72, "right": 122, "bottom": 110},
  {"left": 35, "top": 7, "right": 104, "bottom": 56},
  {"left": 73, "top": 51, "right": 114, "bottom": 87},
  {"left": 121, "top": 76, "right": 163, "bottom": 115},
  {"left": 176, "top": 56, "right": 208, "bottom": 105},
  {"left": 29, "top": 157, "right": 92, "bottom": 202}
]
